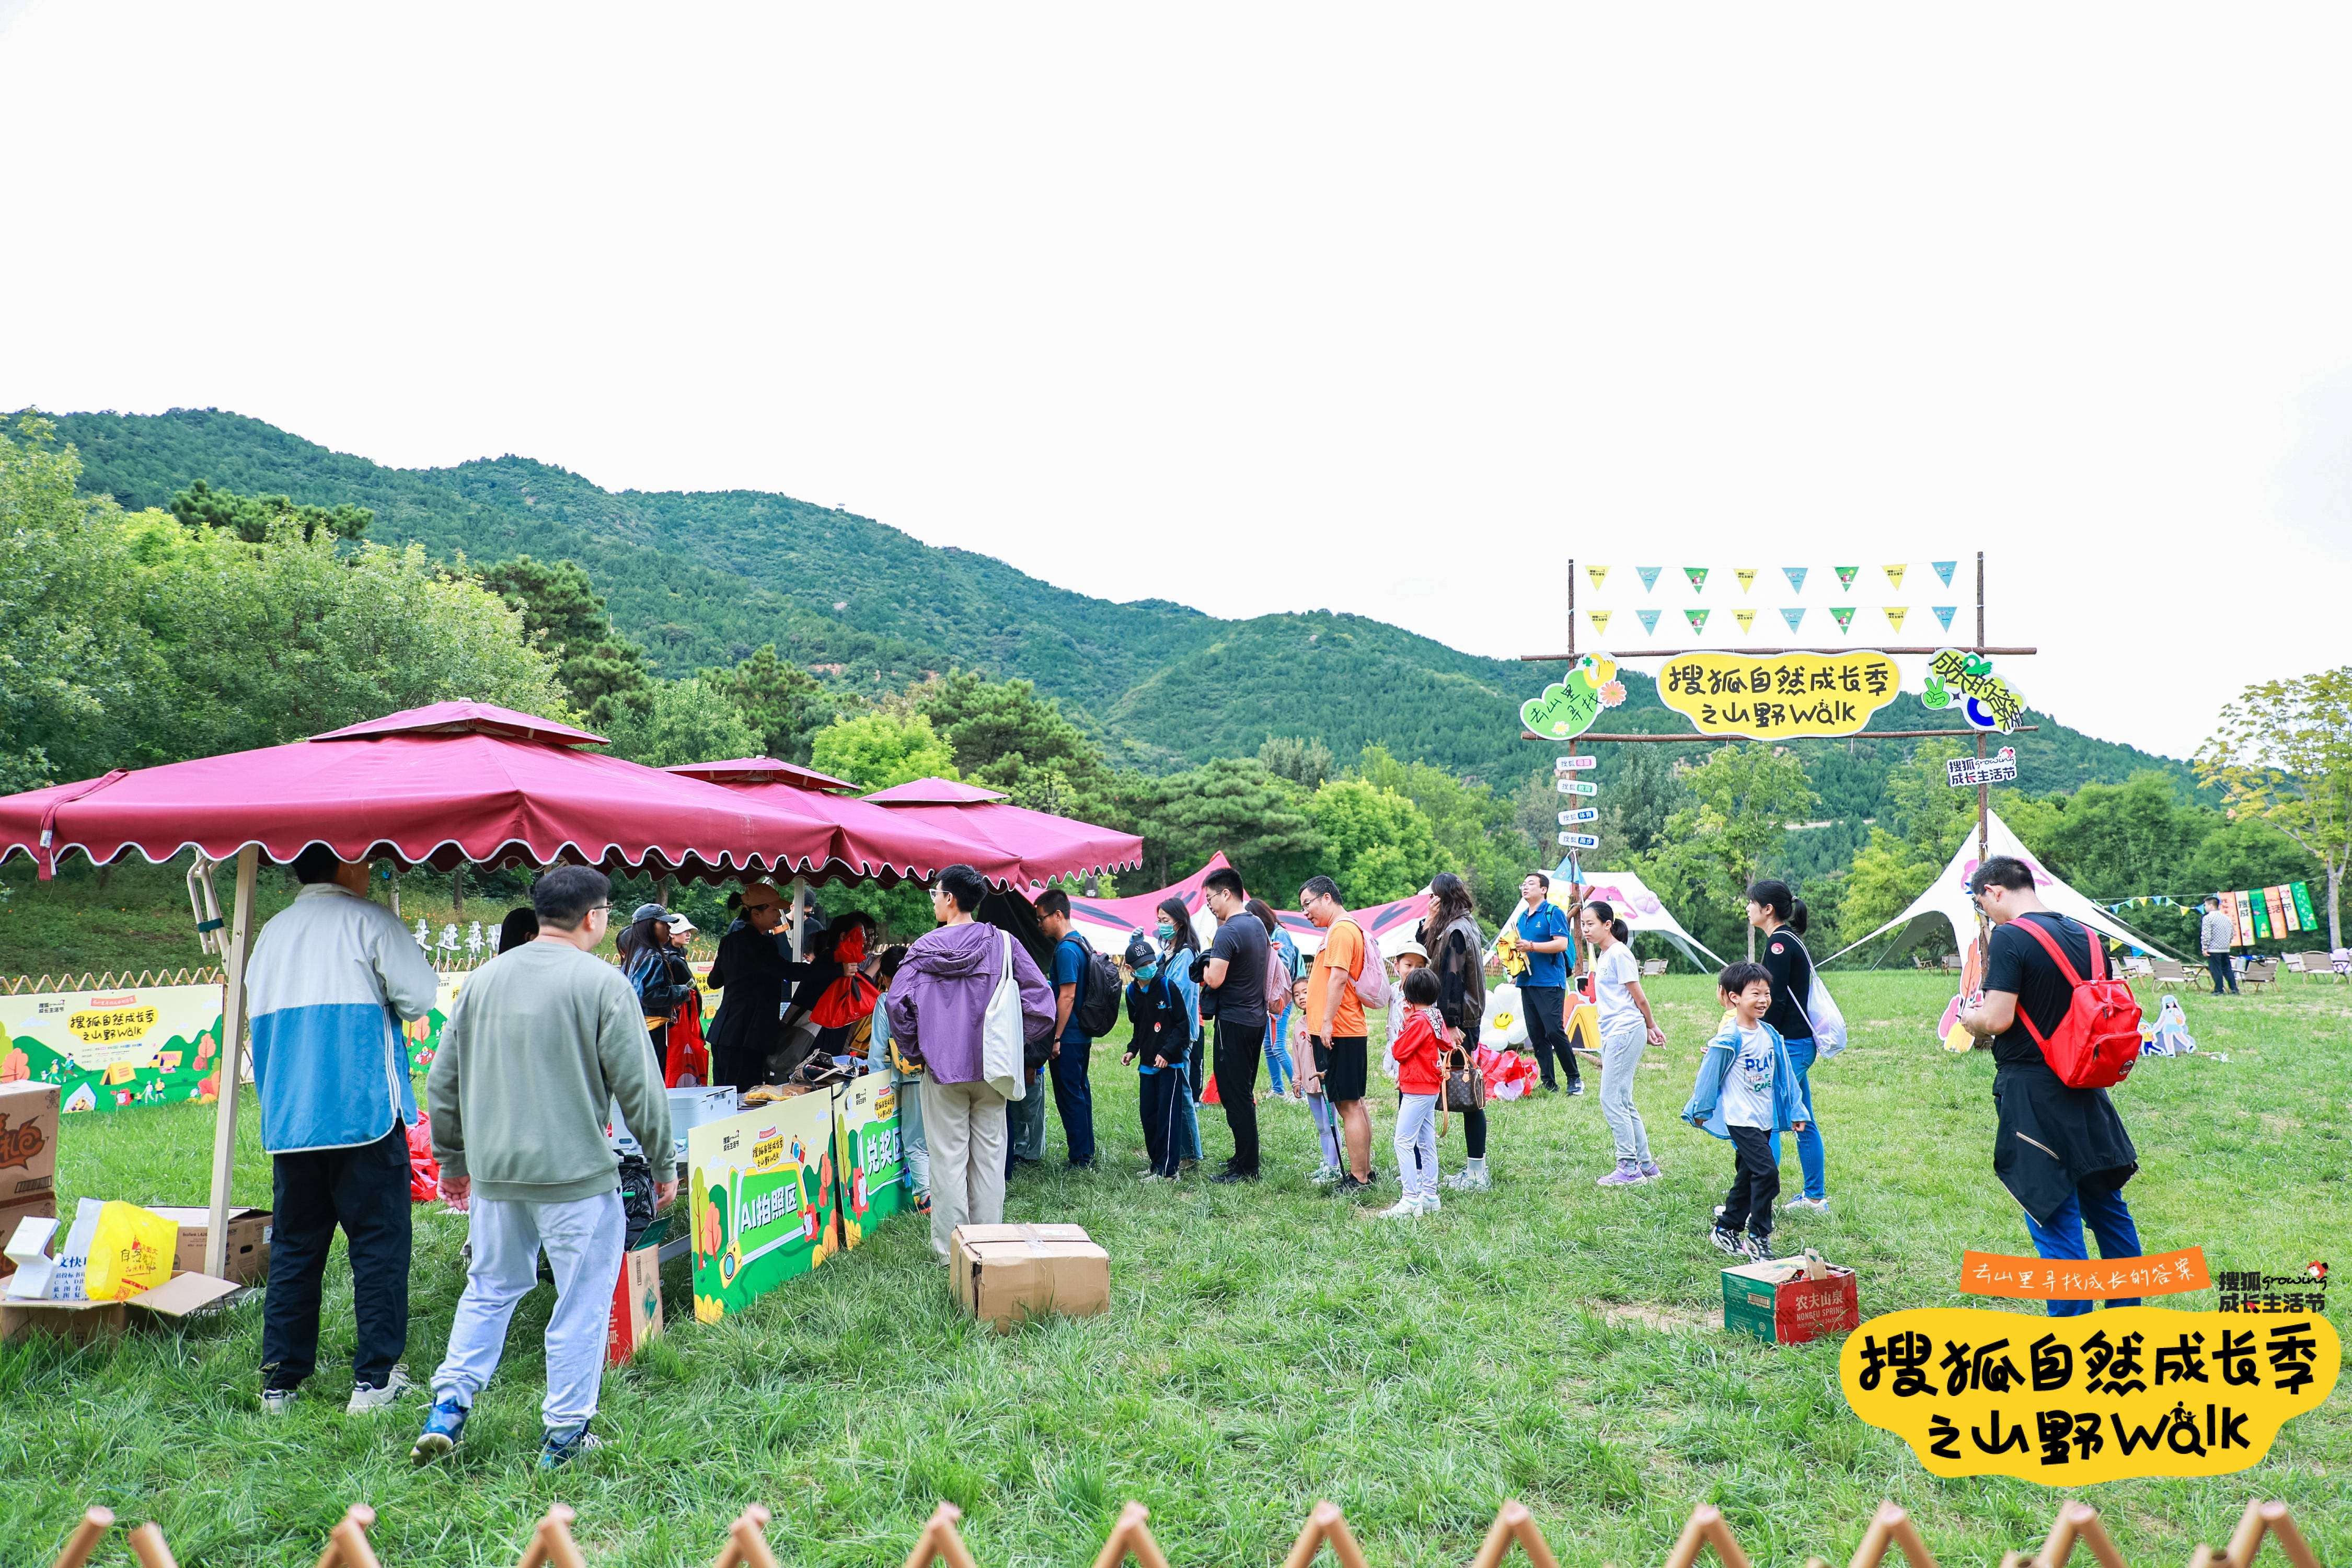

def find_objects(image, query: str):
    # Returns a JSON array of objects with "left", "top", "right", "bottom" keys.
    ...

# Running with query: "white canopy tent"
[
  {"left": 1825, "top": 806, "right": 2181, "bottom": 965},
  {"left": 1551, "top": 863, "right": 1730, "bottom": 973}
]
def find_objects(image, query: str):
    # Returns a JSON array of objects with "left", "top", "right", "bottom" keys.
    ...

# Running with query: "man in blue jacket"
[{"left": 244, "top": 844, "right": 439, "bottom": 1415}]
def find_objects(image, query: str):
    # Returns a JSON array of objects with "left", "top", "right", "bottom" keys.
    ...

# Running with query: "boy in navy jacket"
[
  {"left": 1122, "top": 936, "right": 1192, "bottom": 1179},
  {"left": 1682, "top": 961, "right": 1812, "bottom": 1261}
]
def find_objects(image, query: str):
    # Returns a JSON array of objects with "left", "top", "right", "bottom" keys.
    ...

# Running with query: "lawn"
[{"left": 4, "top": 972, "right": 2346, "bottom": 1568}]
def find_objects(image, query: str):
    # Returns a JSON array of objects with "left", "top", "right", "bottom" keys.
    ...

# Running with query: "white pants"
[
  {"left": 1394, "top": 1092, "right": 1440, "bottom": 1202},
  {"left": 431, "top": 1190, "right": 624, "bottom": 1429},
  {"left": 923, "top": 1074, "right": 1008, "bottom": 1262},
  {"left": 1598, "top": 1015, "right": 1653, "bottom": 1165}
]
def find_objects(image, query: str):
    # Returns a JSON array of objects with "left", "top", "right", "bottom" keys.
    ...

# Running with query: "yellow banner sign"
[
  {"left": 1841, "top": 1307, "right": 2337, "bottom": 1483},
  {"left": 1657, "top": 650, "right": 1900, "bottom": 739}
]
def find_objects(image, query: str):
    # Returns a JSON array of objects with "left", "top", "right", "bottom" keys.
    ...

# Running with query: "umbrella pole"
[
  {"left": 789, "top": 876, "right": 808, "bottom": 960},
  {"left": 203, "top": 846, "right": 259, "bottom": 1277}
]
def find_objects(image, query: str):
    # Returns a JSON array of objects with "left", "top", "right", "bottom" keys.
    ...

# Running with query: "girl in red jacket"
[{"left": 1375, "top": 966, "right": 1446, "bottom": 1218}]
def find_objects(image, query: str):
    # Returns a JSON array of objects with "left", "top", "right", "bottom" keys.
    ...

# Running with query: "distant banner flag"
[
  {"left": 1883, "top": 564, "right": 1907, "bottom": 591},
  {"left": 1684, "top": 608, "right": 1710, "bottom": 633},
  {"left": 1588, "top": 610, "right": 1612, "bottom": 638},
  {"left": 1782, "top": 567, "right": 1808, "bottom": 593},
  {"left": 1637, "top": 608, "right": 1662, "bottom": 635},
  {"left": 1834, "top": 566, "right": 1859, "bottom": 590},
  {"left": 2251, "top": 890, "right": 2275, "bottom": 943},
  {"left": 1830, "top": 606, "right": 1855, "bottom": 633},
  {"left": 2230, "top": 892, "right": 2255, "bottom": 947},
  {"left": 1780, "top": 607, "right": 1805, "bottom": 631},
  {"left": 1684, "top": 567, "right": 1710, "bottom": 592},
  {"left": 1932, "top": 560, "right": 1958, "bottom": 588},
  {"left": 1932, "top": 606, "right": 1957, "bottom": 631},
  {"left": 2291, "top": 881, "right": 2317, "bottom": 929},
  {"left": 1733, "top": 609, "right": 1756, "bottom": 633},
  {"left": 2266, "top": 885, "right": 2290, "bottom": 936},
  {"left": 1734, "top": 569, "right": 1758, "bottom": 593},
  {"left": 1883, "top": 607, "right": 1908, "bottom": 632},
  {"left": 1587, "top": 565, "right": 1610, "bottom": 593},
  {"left": 1637, "top": 566, "right": 1663, "bottom": 593}
]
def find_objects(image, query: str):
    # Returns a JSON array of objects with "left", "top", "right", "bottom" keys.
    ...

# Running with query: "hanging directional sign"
[
  {"left": 1554, "top": 779, "right": 1598, "bottom": 795},
  {"left": 1554, "top": 755, "right": 1599, "bottom": 772},
  {"left": 1558, "top": 809, "right": 1600, "bottom": 825},
  {"left": 1557, "top": 832, "right": 1601, "bottom": 849}
]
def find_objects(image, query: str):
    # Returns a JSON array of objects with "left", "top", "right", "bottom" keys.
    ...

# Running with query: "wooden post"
[
  {"left": 789, "top": 875, "right": 809, "bottom": 961},
  {"left": 709, "top": 1505, "right": 781, "bottom": 1568},
  {"left": 48, "top": 1508, "right": 113, "bottom": 1568},
  {"left": 203, "top": 845, "right": 259, "bottom": 1277},
  {"left": 312, "top": 1504, "right": 382, "bottom": 1568}
]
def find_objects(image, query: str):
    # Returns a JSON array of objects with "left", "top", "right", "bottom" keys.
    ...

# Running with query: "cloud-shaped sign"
[{"left": 1520, "top": 655, "right": 1627, "bottom": 741}]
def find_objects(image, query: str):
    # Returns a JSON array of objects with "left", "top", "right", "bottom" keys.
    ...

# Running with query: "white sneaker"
[
  {"left": 1308, "top": 1163, "right": 1343, "bottom": 1185},
  {"left": 1419, "top": 1192, "right": 1442, "bottom": 1214},
  {"left": 1782, "top": 1196, "right": 1831, "bottom": 1214},
  {"left": 1371, "top": 1197, "right": 1424, "bottom": 1219},
  {"left": 347, "top": 1366, "right": 419, "bottom": 1414},
  {"left": 1443, "top": 1166, "right": 1491, "bottom": 1193},
  {"left": 260, "top": 1388, "right": 296, "bottom": 1417}
]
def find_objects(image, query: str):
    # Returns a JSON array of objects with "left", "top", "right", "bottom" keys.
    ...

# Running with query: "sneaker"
[
  {"left": 1443, "top": 1166, "right": 1491, "bottom": 1193},
  {"left": 1595, "top": 1161, "right": 1645, "bottom": 1187},
  {"left": 1564, "top": 1080, "right": 1585, "bottom": 1096},
  {"left": 1639, "top": 1160, "right": 1663, "bottom": 1181},
  {"left": 260, "top": 1388, "right": 296, "bottom": 1417},
  {"left": 410, "top": 1398, "right": 468, "bottom": 1465},
  {"left": 1542, "top": 1081, "right": 1561, "bottom": 1094},
  {"left": 1208, "top": 1169, "right": 1258, "bottom": 1185},
  {"left": 1782, "top": 1195, "right": 1831, "bottom": 1214},
  {"left": 1708, "top": 1226, "right": 1747, "bottom": 1257},
  {"left": 1332, "top": 1175, "right": 1374, "bottom": 1196},
  {"left": 538, "top": 1422, "right": 603, "bottom": 1470},
  {"left": 1308, "top": 1162, "right": 1343, "bottom": 1185},
  {"left": 1178, "top": 1158, "right": 1199, "bottom": 1174},
  {"left": 1743, "top": 1232, "right": 1774, "bottom": 1262},
  {"left": 1370, "top": 1197, "right": 1425, "bottom": 1219},
  {"left": 347, "top": 1366, "right": 418, "bottom": 1414}
]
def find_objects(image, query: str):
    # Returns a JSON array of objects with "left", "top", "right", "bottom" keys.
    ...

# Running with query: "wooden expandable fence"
[
  {"left": 44, "top": 1496, "right": 2330, "bottom": 1568},
  {"left": 0, "top": 968, "right": 225, "bottom": 996}
]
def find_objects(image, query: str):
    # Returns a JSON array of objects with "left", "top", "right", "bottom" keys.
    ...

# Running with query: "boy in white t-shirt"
[{"left": 1680, "top": 962, "right": 1810, "bottom": 1261}]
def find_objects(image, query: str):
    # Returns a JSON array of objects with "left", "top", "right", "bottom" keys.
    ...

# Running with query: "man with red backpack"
[{"left": 1958, "top": 856, "right": 2146, "bottom": 1317}]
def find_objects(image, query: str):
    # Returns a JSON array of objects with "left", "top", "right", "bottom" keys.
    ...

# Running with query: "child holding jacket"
[{"left": 1681, "top": 961, "right": 1811, "bottom": 1262}]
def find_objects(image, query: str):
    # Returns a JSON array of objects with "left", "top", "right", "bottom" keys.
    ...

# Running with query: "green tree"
[
  {"left": 2035, "top": 774, "right": 2215, "bottom": 902},
  {"left": 1132, "top": 758, "right": 1321, "bottom": 890},
  {"left": 705, "top": 644, "right": 834, "bottom": 762},
  {"left": 1352, "top": 744, "right": 1526, "bottom": 920},
  {"left": 1258, "top": 734, "right": 1334, "bottom": 788},
  {"left": 601, "top": 678, "right": 761, "bottom": 768},
  {"left": 811, "top": 712, "right": 960, "bottom": 793},
  {"left": 170, "top": 478, "right": 372, "bottom": 545},
  {"left": 1307, "top": 778, "right": 1448, "bottom": 904},
  {"left": 1587, "top": 746, "right": 1689, "bottom": 861},
  {"left": 1656, "top": 742, "right": 1818, "bottom": 935},
  {"left": 920, "top": 671, "right": 1108, "bottom": 802},
  {"left": 2196, "top": 667, "right": 2352, "bottom": 948},
  {"left": 477, "top": 554, "right": 656, "bottom": 730}
]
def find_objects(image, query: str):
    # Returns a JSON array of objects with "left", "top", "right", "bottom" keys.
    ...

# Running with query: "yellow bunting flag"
[
  {"left": 1586, "top": 565, "right": 1609, "bottom": 593},
  {"left": 1588, "top": 610, "right": 1611, "bottom": 639},
  {"left": 1883, "top": 607, "right": 1907, "bottom": 632},
  {"left": 1883, "top": 564, "right": 1907, "bottom": 591},
  {"left": 1733, "top": 609, "right": 1756, "bottom": 633},
  {"left": 1734, "top": 569, "right": 1757, "bottom": 593}
]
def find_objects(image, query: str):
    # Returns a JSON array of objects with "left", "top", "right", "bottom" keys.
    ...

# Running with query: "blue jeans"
[
  {"left": 2024, "top": 1183, "right": 2144, "bottom": 1316},
  {"left": 1263, "top": 1004, "right": 1295, "bottom": 1094},
  {"left": 1006, "top": 1064, "right": 1048, "bottom": 1170},
  {"left": 1783, "top": 1036, "right": 1826, "bottom": 1201},
  {"left": 1050, "top": 1041, "right": 1094, "bottom": 1167}
]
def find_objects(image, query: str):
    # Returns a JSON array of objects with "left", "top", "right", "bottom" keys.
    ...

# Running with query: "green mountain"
[{"left": 49, "top": 407, "right": 2192, "bottom": 795}]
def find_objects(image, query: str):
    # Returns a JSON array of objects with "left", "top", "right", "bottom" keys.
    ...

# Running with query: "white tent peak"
[{"left": 1825, "top": 806, "right": 2180, "bottom": 965}]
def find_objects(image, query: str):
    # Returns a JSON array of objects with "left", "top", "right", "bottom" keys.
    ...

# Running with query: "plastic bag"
[
  {"left": 407, "top": 1113, "right": 442, "bottom": 1203},
  {"left": 84, "top": 1201, "right": 178, "bottom": 1301}
]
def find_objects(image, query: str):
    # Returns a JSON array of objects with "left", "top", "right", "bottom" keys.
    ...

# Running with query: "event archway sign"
[
  {"left": 0, "top": 702, "right": 996, "bottom": 1277},
  {"left": 1518, "top": 554, "right": 2036, "bottom": 974}
]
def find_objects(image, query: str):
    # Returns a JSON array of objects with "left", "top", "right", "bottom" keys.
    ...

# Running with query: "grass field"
[{"left": 4, "top": 972, "right": 2347, "bottom": 1568}]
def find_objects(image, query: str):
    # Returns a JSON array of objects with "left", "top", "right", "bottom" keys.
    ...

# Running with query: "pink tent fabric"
[
  {"left": 0, "top": 701, "right": 889, "bottom": 883},
  {"left": 1065, "top": 854, "right": 1231, "bottom": 945},
  {"left": 1065, "top": 852, "right": 1434, "bottom": 959},
  {"left": 665, "top": 760, "right": 1026, "bottom": 886},
  {"left": 858, "top": 777, "right": 1142, "bottom": 889}
]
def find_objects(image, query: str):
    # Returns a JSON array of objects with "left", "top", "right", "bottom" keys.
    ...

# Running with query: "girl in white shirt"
[{"left": 1583, "top": 901, "right": 1667, "bottom": 1185}]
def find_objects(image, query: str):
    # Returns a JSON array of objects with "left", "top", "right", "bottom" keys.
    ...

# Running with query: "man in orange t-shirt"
[{"left": 1299, "top": 874, "right": 1376, "bottom": 1192}]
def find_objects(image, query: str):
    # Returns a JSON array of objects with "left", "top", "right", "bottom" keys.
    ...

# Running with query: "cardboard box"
[
  {"left": 0, "top": 1269, "right": 240, "bottom": 1343},
  {"left": 952, "top": 1223, "right": 1109, "bottom": 1332},
  {"left": 606, "top": 1234, "right": 664, "bottom": 1366},
  {"left": 1722, "top": 1251, "right": 1859, "bottom": 1346},
  {"left": 0, "top": 1192, "right": 56, "bottom": 1283},
  {"left": 0, "top": 1081, "right": 60, "bottom": 1203},
  {"left": 148, "top": 1206, "right": 273, "bottom": 1285}
]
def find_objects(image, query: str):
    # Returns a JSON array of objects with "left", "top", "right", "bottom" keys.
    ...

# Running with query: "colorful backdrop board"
[
  {"left": 832, "top": 1074, "right": 906, "bottom": 1249},
  {"left": 400, "top": 974, "right": 467, "bottom": 1077},
  {"left": 1519, "top": 654, "right": 1628, "bottom": 742},
  {"left": 687, "top": 1093, "right": 840, "bottom": 1324},
  {"left": 0, "top": 984, "right": 225, "bottom": 1112},
  {"left": 1920, "top": 648, "right": 2029, "bottom": 733},
  {"left": 1656, "top": 651, "right": 1901, "bottom": 740}
]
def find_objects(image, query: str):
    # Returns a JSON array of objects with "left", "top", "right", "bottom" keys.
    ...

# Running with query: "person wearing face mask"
[
  {"left": 702, "top": 881, "right": 814, "bottom": 1094},
  {"left": 1155, "top": 897, "right": 1206, "bottom": 1171},
  {"left": 1121, "top": 935, "right": 1192, "bottom": 1179}
]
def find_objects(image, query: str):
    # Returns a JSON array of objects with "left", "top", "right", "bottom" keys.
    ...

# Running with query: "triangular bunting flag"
[
  {"left": 1684, "top": 608, "right": 1710, "bottom": 633},
  {"left": 1733, "top": 609, "right": 1756, "bottom": 633},
  {"left": 1883, "top": 564, "right": 1906, "bottom": 591},
  {"left": 1636, "top": 566, "right": 1662, "bottom": 593},
  {"left": 1734, "top": 569, "right": 1757, "bottom": 593},
  {"left": 1883, "top": 607, "right": 1907, "bottom": 631},
  {"left": 1932, "top": 606, "right": 1957, "bottom": 631},
  {"left": 1932, "top": 560, "right": 1957, "bottom": 587},
  {"left": 1588, "top": 610, "right": 1611, "bottom": 638},
  {"left": 1637, "top": 608, "right": 1661, "bottom": 635},
  {"left": 1782, "top": 567, "right": 1808, "bottom": 593},
  {"left": 1683, "top": 567, "right": 1709, "bottom": 592},
  {"left": 1586, "top": 565, "right": 1609, "bottom": 593},
  {"left": 1780, "top": 607, "right": 1805, "bottom": 631},
  {"left": 1834, "top": 566, "right": 1858, "bottom": 590},
  {"left": 1830, "top": 606, "right": 1855, "bottom": 632}
]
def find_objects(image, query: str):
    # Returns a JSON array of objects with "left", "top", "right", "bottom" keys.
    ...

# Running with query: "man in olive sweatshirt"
[{"left": 412, "top": 866, "right": 675, "bottom": 1470}]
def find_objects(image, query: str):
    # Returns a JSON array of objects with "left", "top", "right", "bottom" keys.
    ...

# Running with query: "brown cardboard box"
[
  {"left": 149, "top": 1206, "right": 273, "bottom": 1285},
  {"left": 605, "top": 1235, "right": 664, "bottom": 1365},
  {"left": 0, "top": 1192, "right": 57, "bottom": 1282},
  {"left": 0, "top": 1081, "right": 60, "bottom": 1204},
  {"left": 951, "top": 1223, "right": 1109, "bottom": 1332},
  {"left": 1, "top": 1269, "right": 240, "bottom": 1343}
]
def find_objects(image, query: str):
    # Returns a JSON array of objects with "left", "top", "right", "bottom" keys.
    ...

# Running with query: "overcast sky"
[{"left": 5, "top": 4, "right": 2348, "bottom": 762}]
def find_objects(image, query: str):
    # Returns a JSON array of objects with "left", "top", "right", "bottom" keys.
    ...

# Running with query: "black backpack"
[{"left": 1066, "top": 933, "right": 1124, "bottom": 1040}]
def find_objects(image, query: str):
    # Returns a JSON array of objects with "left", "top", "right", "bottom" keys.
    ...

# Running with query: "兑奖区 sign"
[{"left": 1657, "top": 651, "right": 1901, "bottom": 740}]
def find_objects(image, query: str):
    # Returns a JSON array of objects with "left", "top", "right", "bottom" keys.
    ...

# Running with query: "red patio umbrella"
[
  {"left": 858, "top": 777, "right": 1142, "bottom": 889},
  {"left": 663, "top": 759, "right": 1027, "bottom": 886}
]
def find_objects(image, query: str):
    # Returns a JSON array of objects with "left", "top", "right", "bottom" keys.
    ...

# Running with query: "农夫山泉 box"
[
  {"left": 1722, "top": 1251, "right": 1859, "bottom": 1345},
  {"left": 606, "top": 1230, "right": 665, "bottom": 1365},
  {"left": 0, "top": 1081, "right": 60, "bottom": 1203},
  {"left": 952, "top": 1223, "right": 1108, "bottom": 1332}
]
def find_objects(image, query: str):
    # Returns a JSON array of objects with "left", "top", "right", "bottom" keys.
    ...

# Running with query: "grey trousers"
[
  {"left": 1598, "top": 1015, "right": 1653, "bottom": 1165},
  {"left": 923, "top": 1074, "right": 1009, "bottom": 1262},
  {"left": 431, "top": 1190, "right": 624, "bottom": 1428}
]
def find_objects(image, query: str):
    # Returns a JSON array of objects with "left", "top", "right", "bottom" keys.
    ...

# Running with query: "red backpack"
[{"left": 2010, "top": 916, "right": 2142, "bottom": 1089}]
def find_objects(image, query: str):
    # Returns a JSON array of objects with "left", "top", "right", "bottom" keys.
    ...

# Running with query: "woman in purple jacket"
[{"left": 886, "top": 864, "right": 1057, "bottom": 1262}]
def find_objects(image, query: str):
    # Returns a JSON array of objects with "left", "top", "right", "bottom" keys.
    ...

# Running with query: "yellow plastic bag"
[{"left": 83, "top": 1201, "right": 179, "bottom": 1301}]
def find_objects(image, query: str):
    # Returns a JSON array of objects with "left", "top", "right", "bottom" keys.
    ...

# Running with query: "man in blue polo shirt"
[
  {"left": 1513, "top": 872, "right": 1582, "bottom": 1094},
  {"left": 1036, "top": 889, "right": 1098, "bottom": 1168}
]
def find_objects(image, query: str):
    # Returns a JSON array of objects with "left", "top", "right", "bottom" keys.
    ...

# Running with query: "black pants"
[
  {"left": 1139, "top": 1064, "right": 1182, "bottom": 1176},
  {"left": 2206, "top": 953, "right": 2238, "bottom": 995},
  {"left": 1720, "top": 1125, "right": 1779, "bottom": 1237},
  {"left": 262, "top": 1124, "right": 412, "bottom": 1392},
  {"left": 1214, "top": 1020, "right": 1265, "bottom": 1174},
  {"left": 1461, "top": 1105, "right": 1488, "bottom": 1159},
  {"left": 1520, "top": 985, "right": 1581, "bottom": 1088}
]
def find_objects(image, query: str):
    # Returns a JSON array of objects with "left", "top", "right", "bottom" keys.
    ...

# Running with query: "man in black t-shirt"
[
  {"left": 1197, "top": 867, "right": 1269, "bottom": 1183},
  {"left": 1958, "top": 855, "right": 2144, "bottom": 1317}
]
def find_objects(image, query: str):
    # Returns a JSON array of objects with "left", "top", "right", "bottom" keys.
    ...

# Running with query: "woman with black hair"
[
  {"left": 1155, "top": 896, "right": 1206, "bottom": 1171},
  {"left": 1584, "top": 900, "right": 1666, "bottom": 1186},
  {"left": 1417, "top": 872, "right": 1494, "bottom": 1193},
  {"left": 618, "top": 904, "right": 694, "bottom": 1078},
  {"left": 494, "top": 906, "right": 538, "bottom": 956},
  {"left": 1747, "top": 878, "right": 1829, "bottom": 1213}
]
